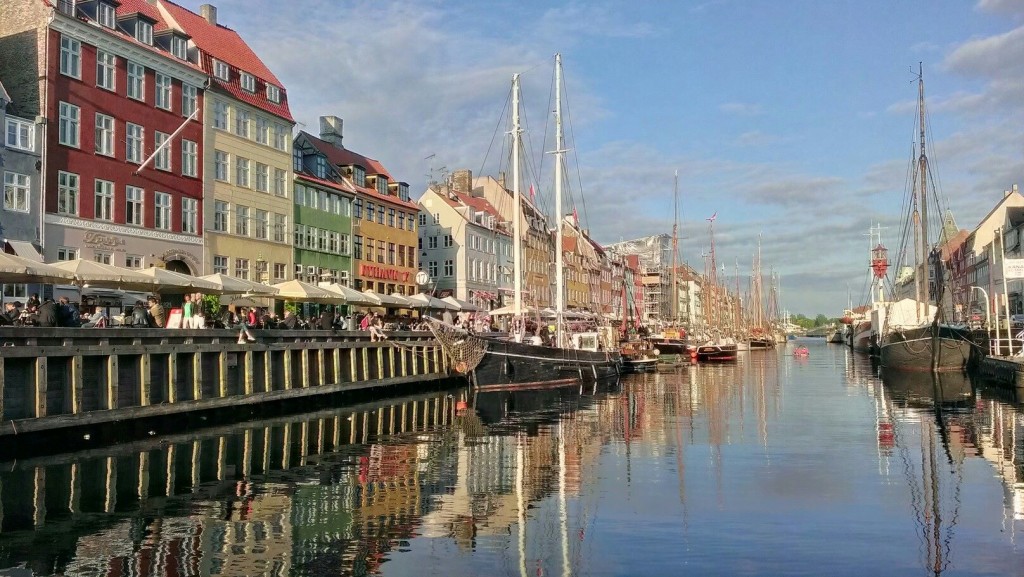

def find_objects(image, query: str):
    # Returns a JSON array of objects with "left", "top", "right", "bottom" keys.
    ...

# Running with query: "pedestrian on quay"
[
  {"left": 147, "top": 296, "right": 165, "bottom": 328},
  {"left": 182, "top": 294, "right": 194, "bottom": 329}
]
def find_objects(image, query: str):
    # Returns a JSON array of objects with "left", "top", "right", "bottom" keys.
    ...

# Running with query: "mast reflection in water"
[{"left": 2, "top": 344, "right": 1024, "bottom": 576}]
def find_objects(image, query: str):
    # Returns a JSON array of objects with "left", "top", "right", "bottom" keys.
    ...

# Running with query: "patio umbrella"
[
  {"left": 271, "top": 279, "right": 344, "bottom": 303},
  {"left": 488, "top": 304, "right": 538, "bottom": 315},
  {"left": 442, "top": 296, "right": 479, "bottom": 311},
  {"left": 198, "top": 273, "right": 278, "bottom": 296},
  {"left": 406, "top": 293, "right": 457, "bottom": 310},
  {"left": 135, "top": 267, "right": 222, "bottom": 294},
  {"left": 0, "top": 253, "right": 76, "bottom": 284},
  {"left": 320, "top": 283, "right": 377, "bottom": 305},
  {"left": 50, "top": 259, "right": 159, "bottom": 292},
  {"left": 362, "top": 290, "right": 409, "bottom": 307},
  {"left": 389, "top": 292, "right": 417, "bottom": 308}
]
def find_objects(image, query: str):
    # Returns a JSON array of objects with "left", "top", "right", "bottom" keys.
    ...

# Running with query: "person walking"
[{"left": 182, "top": 294, "right": 194, "bottom": 329}]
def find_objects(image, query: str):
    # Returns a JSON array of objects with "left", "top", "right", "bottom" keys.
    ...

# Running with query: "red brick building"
[{"left": 0, "top": 0, "right": 207, "bottom": 272}]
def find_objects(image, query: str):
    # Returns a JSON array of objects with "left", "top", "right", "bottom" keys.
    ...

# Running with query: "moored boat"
[{"left": 619, "top": 339, "right": 659, "bottom": 373}]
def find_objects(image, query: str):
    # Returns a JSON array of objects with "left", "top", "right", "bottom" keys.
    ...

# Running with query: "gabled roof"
[
  {"left": 0, "top": 79, "right": 10, "bottom": 106},
  {"left": 430, "top": 188, "right": 511, "bottom": 236},
  {"left": 295, "top": 173, "right": 357, "bottom": 196},
  {"left": 158, "top": 0, "right": 293, "bottom": 122},
  {"left": 118, "top": 0, "right": 171, "bottom": 31},
  {"left": 301, "top": 131, "right": 417, "bottom": 210}
]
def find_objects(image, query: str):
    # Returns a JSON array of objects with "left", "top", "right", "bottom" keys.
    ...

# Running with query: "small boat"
[
  {"left": 793, "top": 345, "right": 810, "bottom": 357},
  {"left": 696, "top": 336, "right": 738, "bottom": 362},
  {"left": 619, "top": 340, "right": 659, "bottom": 373}
]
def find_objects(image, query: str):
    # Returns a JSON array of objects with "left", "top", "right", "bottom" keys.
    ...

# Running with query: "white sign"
[
  {"left": 1004, "top": 258, "right": 1024, "bottom": 279},
  {"left": 415, "top": 271, "right": 430, "bottom": 285}
]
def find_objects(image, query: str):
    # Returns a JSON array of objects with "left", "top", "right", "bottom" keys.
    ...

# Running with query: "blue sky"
[{"left": 179, "top": 0, "right": 1024, "bottom": 316}]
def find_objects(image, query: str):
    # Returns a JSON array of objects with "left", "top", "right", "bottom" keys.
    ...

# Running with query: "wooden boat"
[{"left": 619, "top": 340, "right": 659, "bottom": 372}]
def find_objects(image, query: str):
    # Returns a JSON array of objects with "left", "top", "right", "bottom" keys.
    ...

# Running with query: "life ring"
[{"left": 455, "top": 361, "right": 469, "bottom": 373}]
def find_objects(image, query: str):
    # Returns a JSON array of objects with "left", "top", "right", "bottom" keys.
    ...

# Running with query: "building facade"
[
  {"left": 157, "top": 2, "right": 295, "bottom": 283},
  {"left": 301, "top": 117, "right": 418, "bottom": 295},
  {"left": 0, "top": 0, "right": 208, "bottom": 273}
]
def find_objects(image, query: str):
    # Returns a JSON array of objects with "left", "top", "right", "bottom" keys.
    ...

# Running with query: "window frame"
[
  {"left": 127, "top": 61, "right": 146, "bottom": 101},
  {"left": 59, "top": 35, "right": 81, "bottom": 78},
  {"left": 125, "top": 185, "right": 144, "bottom": 226},
  {"left": 57, "top": 171, "right": 79, "bottom": 216},
  {"left": 154, "top": 191, "right": 172, "bottom": 230},
  {"left": 5, "top": 117, "right": 34, "bottom": 151},
  {"left": 58, "top": 102, "right": 80, "bottom": 147},
  {"left": 155, "top": 73, "right": 172, "bottom": 110},
  {"left": 94, "top": 179, "right": 114, "bottom": 221},
  {"left": 94, "top": 113, "right": 114, "bottom": 156},
  {"left": 3, "top": 171, "right": 30, "bottom": 213},
  {"left": 96, "top": 49, "right": 116, "bottom": 91}
]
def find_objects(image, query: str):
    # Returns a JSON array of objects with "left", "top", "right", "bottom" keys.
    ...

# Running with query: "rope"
[{"left": 424, "top": 318, "right": 488, "bottom": 374}]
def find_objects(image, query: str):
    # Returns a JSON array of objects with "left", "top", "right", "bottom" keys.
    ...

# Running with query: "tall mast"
[
  {"left": 671, "top": 170, "right": 679, "bottom": 323},
  {"left": 554, "top": 54, "right": 565, "bottom": 346},
  {"left": 512, "top": 74, "right": 523, "bottom": 319},
  {"left": 915, "top": 62, "right": 928, "bottom": 320}
]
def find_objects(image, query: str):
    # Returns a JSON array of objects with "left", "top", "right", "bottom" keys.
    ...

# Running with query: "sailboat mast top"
[
  {"left": 512, "top": 73, "right": 523, "bottom": 318},
  {"left": 915, "top": 63, "right": 929, "bottom": 315},
  {"left": 554, "top": 54, "right": 565, "bottom": 344}
]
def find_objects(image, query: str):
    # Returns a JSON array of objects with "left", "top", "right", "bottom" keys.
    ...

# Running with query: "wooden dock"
[{"left": 0, "top": 328, "right": 458, "bottom": 438}]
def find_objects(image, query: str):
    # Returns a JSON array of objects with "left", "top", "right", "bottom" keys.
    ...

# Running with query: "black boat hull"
[
  {"left": 696, "top": 343, "right": 738, "bottom": 362},
  {"left": 651, "top": 339, "right": 690, "bottom": 355},
  {"left": 879, "top": 325, "right": 973, "bottom": 372},
  {"left": 470, "top": 337, "right": 621, "bottom": 389}
]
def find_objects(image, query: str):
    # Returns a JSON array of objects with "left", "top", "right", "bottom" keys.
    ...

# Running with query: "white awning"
[{"left": 5, "top": 240, "right": 42, "bottom": 262}]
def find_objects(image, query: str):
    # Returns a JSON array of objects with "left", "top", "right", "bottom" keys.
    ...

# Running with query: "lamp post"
[{"left": 971, "top": 285, "right": 991, "bottom": 330}]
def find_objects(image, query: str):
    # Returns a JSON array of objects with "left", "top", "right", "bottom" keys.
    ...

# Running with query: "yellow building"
[{"left": 161, "top": 3, "right": 295, "bottom": 282}]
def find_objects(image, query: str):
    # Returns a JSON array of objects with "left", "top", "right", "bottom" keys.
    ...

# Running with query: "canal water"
[{"left": 2, "top": 339, "right": 1024, "bottom": 576}]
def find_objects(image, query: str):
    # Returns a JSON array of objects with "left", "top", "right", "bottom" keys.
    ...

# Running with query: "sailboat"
[
  {"left": 877, "top": 65, "right": 974, "bottom": 372},
  {"left": 429, "top": 54, "right": 621, "bottom": 388},
  {"left": 695, "top": 213, "right": 738, "bottom": 362},
  {"left": 747, "top": 237, "right": 775, "bottom": 349},
  {"left": 651, "top": 171, "right": 692, "bottom": 357}
]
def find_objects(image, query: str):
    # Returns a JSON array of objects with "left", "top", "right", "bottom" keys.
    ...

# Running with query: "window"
[
  {"left": 153, "top": 131, "right": 170, "bottom": 171},
  {"left": 94, "top": 179, "right": 113, "bottom": 221},
  {"left": 155, "top": 73, "right": 172, "bottom": 110},
  {"left": 127, "top": 61, "right": 145, "bottom": 100},
  {"left": 366, "top": 202, "right": 374, "bottom": 221},
  {"left": 444, "top": 234, "right": 453, "bottom": 248},
  {"left": 408, "top": 215, "right": 415, "bottom": 231},
  {"left": 293, "top": 223, "right": 304, "bottom": 248},
  {"left": 234, "top": 109, "right": 249, "bottom": 138},
  {"left": 376, "top": 176, "right": 388, "bottom": 196},
  {"left": 125, "top": 254, "right": 143, "bottom": 268},
  {"left": 365, "top": 237, "right": 374, "bottom": 261},
  {"left": 154, "top": 192, "right": 171, "bottom": 230},
  {"left": 340, "top": 233, "right": 350, "bottom": 255},
  {"left": 182, "top": 198, "right": 198, "bottom": 234},
  {"left": 57, "top": 247, "right": 78, "bottom": 261},
  {"left": 254, "top": 209, "right": 268, "bottom": 239},
  {"left": 240, "top": 72, "right": 255, "bottom": 92},
  {"left": 255, "top": 117, "right": 269, "bottom": 145},
  {"left": 292, "top": 147, "right": 303, "bottom": 172},
  {"left": 214, "top": 150, "right": 229, "bottom": 181},
  {"left": 273, "top": 168, "right": 286, "bottom": 197},
  {"left": 94, "top": 251, "right": 112, "bottom": 265},
  {"left": 234, "top": 258, "right": 249, "bottom": 280},
  {"left": 58, "top": 102, "right": 80, "bottom": 147},
  {"left": 235, "top": 157, "right": 250, "bottom": 187},
  {"left": 353, "top": 166, "right": 365, "bottom": 187},
  {"left": 181, "top": 84, "right": 197, "bottom": 117},
  {"left": 254, "top": 162, "right": 268, "bottom": 192},
  {"left": 273, "top": 213, "right": 286, "bottom": 242},
  {"left": 97, "top": 2, "right": 116, "bottom": 28},
  {"left": 59, "top": 35, "right": 80, "bottom": 78},
  {"left": 57, "top": 171, "right": 78, "bottom": 215},
  {"left": 444, "top": 259, "right": 453, "bottom": 277},
  {"left": 274, "top": 122, "right": 286, "bottom": 150},
  {"left": 353, "top": 198, "right": 363, "bottom": 219},
  {"left": 181, "top": 140, "right": 197, "bottom": 177},
  {"left": 273, "top": 263, "right": 286, "bottom": 281},
  {"left": 214, "top": 200, "right": 229, "bottom": 232},
  {"left": 388, "top": 243, "right": 396, "bottom": 265},
  {"left": 428, "top": 236, "right": 438, "bottom": 249},
  {"left": 419, "top": 213, "right": 426, "bottom": 226},
  {"left": 397, "top": 211, "right": 405, "bottom": 231},
  {"left": 124, "top": 123, "right": 143, "bottom": 163},
  {"left": 398, "top": 183, "right": 410, "bottom": 202},
  {"left": 387, "top": 208, "right": 395, "bottom": 227},
  {"left": 170, "top": 35, "right": 187, "bottom": 60},
  {"left": 213, "top": 255, "right": 228, "bottom": 275},
  {"left": 428, "top": 261, "right": 438, "bottom": 277},
  {"left": 136, "top": 20, "right": 153, "bottom": 45},
  {"left": 213, "top": 100, "right": 228, "bottom": 129},
  {"left": 94, "top": 113, "right": 114, "bottom": 156},
  {"left": 213, "top": 59, "right": 229, "bottom": 81},
  {"left": 125, "top": 185, "right": 144, "bottom": 225},
  {"left": 266, "top": 84, "right": 280, "bottom": 103},
  {"left": 407, "top": 246, "right": 415, "bottom": 268},
  {"left": 377, "top": 240, "right": 386, "bottom": 263},
  {"left": 235, "top": 205, "right": 249, "bottom": 236},
  {"left": 340, "top": 196, "right": 351, "bottom": 216},
  {"left": 432, "top": 213, "right": 440, "bottom": 224},
  {"left": 5, "top": 117, "right": 33, "bottom": 151},
  {"left": 377, "top": 205, "right": 384, "bottom": 224},
  {"left": 96, "top": 50, "right": 116, "bottom": 90},
  {"left": 352, "top": 235, "right": 363, "bottom": 260},
  {"left": 3, "top": 172, "right": 29, "bottom": 212}
]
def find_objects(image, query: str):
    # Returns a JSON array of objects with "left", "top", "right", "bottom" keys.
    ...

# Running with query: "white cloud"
[{"left": 976, "top": 0, "right": 1024, "bottom": 14}]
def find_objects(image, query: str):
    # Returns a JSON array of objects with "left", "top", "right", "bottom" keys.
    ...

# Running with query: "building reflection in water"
[{"left": 4, "top": 349, "right": 1024, "bottom": 575}]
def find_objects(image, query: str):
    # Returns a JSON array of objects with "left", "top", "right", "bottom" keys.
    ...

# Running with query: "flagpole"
[{"left": 134, "top": 107, "right": 199, "bottom": 175}]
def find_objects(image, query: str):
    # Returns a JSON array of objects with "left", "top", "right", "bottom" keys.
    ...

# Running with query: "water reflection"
[{"left": 2, "top": 347, "right": 1024, "bottom": 575}]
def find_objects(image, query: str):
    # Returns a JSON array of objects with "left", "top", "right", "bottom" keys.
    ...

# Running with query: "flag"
[
  {"left": 528, "top": 183, "right": 535, "bottom": 201},
  {"left": 572, "top": 207, "right": 578, "bottom": 224},
  {"left": 707, "top": 212, "right": 717, "bottom": 222}
]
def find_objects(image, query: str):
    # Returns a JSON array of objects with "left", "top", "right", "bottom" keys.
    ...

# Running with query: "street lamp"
[{"left": 970, "top": 286, "right": 990, "bottom": 329}]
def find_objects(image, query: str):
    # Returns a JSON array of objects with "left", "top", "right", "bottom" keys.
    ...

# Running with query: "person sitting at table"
[
  {"left": 147, "top": 296, "right": 165, "bottom": 328},
  {"left": 0, "top": 302, "right": 19, "bottom": 325},
  {"left": 36, "top": 298, "right": 58, "bottom": 327},
  {"left": 131, "top": 301, "right": 149, "bottom": 327},
  {"left": 280, "top": 309, "right": 298, "bottom": 329},
  {"left": 82, "top": 309, "right": 108, "bottom": 328}
]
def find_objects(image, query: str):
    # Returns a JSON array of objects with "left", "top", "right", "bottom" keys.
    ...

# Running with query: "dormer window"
[
  {"left": 315, "top": 155, "right": 327, "bottom": 179},
  {"left": 96, "top": 2, "right": 116, "bottom": 28},
  {"left": 353, "top": 166, "right": 365, "bottom": 187},
  {"left": 240, "top": 72, "right": 255, "bottom": 93},
  {"left": 293, "top": 147, "right": 303, "bottom": 172},
  {"left": 266, "top": 83, "right": 280, "bottom": 103},
  {"left": 170, "top": 35, "right": 187, "bottom": 60},
  {"left": 213, "top": 59, "right": 229, "bottom": 81},
  {"left": 398, "top": 183, "right": 409, "bottom": 201},
  {"left": 136, "top": 21, "right": 153, "bottom": 45},
  {"left": 376, "top": 176, "right": 388, "bottom": 196}
]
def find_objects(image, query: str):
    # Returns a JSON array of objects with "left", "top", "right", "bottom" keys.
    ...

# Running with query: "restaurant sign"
[{"left": 359, "top": 263, "right": 411, "bottom": 282}]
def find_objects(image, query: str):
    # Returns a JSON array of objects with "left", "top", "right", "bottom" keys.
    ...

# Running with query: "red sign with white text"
[{"left": 359, "top": 263, "right": 411, "bottom": 282}]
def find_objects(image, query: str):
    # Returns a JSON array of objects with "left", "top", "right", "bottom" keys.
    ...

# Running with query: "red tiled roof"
[
  {"left": 432, "top": 189, "right": 510, "bottom": 236},
  {"left": 296, "top": 173, "right": 356, "bottom": 195},
  {"left": 158, "top": 0, "right": 293, "bottom": 121},
  {"left": 302, "top": 132, "right": 418, "bottom": 210}
]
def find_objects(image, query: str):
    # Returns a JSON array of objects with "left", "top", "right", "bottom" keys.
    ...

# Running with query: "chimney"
[
  {"left": 200, "top": 4, "right": 217, "bottom": 25},
  {"left": 451, "top": 169, "right": 472, "bottom": 193},
  {"left": 319, "top": 115, "right": 343, "bottom": 148}
]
